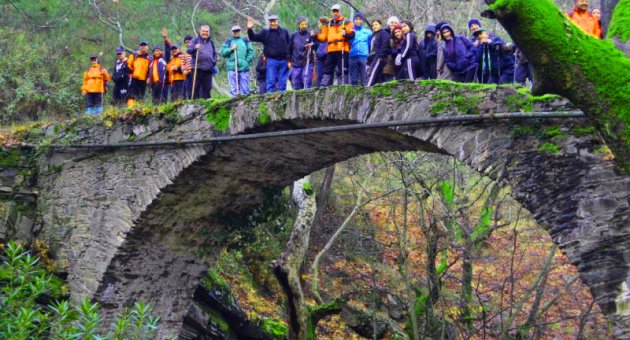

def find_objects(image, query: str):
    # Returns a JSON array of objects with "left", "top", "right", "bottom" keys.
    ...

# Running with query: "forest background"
[{"left": 0, "top": 0, "right": 611, "bottom": 338}]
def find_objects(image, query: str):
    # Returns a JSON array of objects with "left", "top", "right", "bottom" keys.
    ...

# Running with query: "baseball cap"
[
  {"left": 231, "top": 25, "right": 242, "bottom": 31},
  {"left": 115, "top": 47, "right": 125, "bottom": 54},
  {"left": 331, "top": 4, "right": 341, "bottom": 10}
]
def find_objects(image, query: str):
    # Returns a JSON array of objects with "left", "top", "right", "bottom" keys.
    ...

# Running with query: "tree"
[{"left": 482, "top": 0, "right": 630, "bottom": 173}]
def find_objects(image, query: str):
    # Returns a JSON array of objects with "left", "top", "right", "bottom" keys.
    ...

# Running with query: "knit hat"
[
  {"left": 184, "top": 35, "right": 193, "bottom": 42},
  {"left": 170, "top": 44, "right": 179, "bottom": 50},
  {"left": 468, "top": 18, "right": 481, "bottom": 29},
  {"left": 424, "top": 24, "right": 436, "bottom": 34},
  {"left": 353, "top": 13, "right": 365, "bottom": 21},
  {"left": 268, "top": 14, "right": 279, "bottom": 20},
  {"left": 139, "top": 41, "right": 149, "bottom": 46}
]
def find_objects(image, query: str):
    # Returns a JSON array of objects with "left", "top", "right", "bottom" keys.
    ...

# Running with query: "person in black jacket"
[
  {"left": 366, "top": 20, "right": 391, "bottom": 86},
  {"left": 112, "top": 47, "right": 130, "bottom": 106},
  {"left": 186, "top": 25, "right": 218, "bottom": 99},
  {"left": 396, "top": 20, "right": 424, "bottom": 80},
  {"left": 420, "top": 25, "right": 437, "bottom": 79},
  {"left": 247, "top": 15, "right": 290, "bottom": 92}
]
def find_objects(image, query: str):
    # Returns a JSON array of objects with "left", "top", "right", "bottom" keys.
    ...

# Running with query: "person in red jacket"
[
  {"left": 566, "top": 0, "right": 602, "bottom": 38},
  {"left": 314, "top": 4, "right": 355, "bottom": 86},
  {"left": 81, "top": 55, "right": 110, "bottom": 115}
]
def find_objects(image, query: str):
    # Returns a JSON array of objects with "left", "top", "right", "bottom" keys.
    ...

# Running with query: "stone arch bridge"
[{"left": 19, "top": 82, "right": 630, "bottom": 337}]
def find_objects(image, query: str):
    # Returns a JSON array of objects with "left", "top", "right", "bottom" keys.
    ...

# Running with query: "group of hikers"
[{"left": 81, "top": 0, "right": 603, "bottom": 115}]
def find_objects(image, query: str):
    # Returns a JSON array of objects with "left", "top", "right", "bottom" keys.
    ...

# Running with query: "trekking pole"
[
  {"left": 341, "top": 39, "right": 345, "bottom": 85},
  {"left": 234, "top": 44, "right": 240, "bottom": 96},
  {"left": 304, "top": 43, "right": 313, "bottom": 87},
  {"left": 191, "top": 45, "right": 200, "bottom": 99},
  {"left": 159, "top": 63, "right": 167, "bottom": 103}
]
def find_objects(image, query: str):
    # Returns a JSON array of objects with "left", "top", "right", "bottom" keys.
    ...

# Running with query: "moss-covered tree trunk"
[{"left": 484, "top": 0, "right": 630, "bottom": 173}]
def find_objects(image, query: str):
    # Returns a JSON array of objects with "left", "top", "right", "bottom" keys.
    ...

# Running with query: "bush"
[{"left": 0, "top": 242, "right": 160, "bottom": 339}]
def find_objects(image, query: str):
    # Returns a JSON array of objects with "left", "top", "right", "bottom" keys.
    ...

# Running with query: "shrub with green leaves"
[{"left": 0, "top": 242, "right": 160, "bottom": 339}]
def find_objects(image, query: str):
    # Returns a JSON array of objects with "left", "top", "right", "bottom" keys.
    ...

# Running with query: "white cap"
[
  {"left": 231, "top": 25, "right": 242, "bottom": 31},
  {"left": 331, "top": 4, "right": 341, "bottom": 10},
  {"left": 268, "top": 14, "right": 279, "bottom": 20}
]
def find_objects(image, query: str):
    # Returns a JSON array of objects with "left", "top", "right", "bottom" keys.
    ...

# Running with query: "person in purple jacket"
[{"left": 439, "top": 24, "right": 477, "bottom": 83}]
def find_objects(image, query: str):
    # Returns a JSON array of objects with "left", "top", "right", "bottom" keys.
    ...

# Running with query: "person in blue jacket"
[
  {"left": 396, "top": 20, "right": 424, "bottom": 80},
  {"left": 440, "top": 24, "right": 477, "bottom": 83},
  {"left": 472, "top": 28, "right": 514, "bottom": 84},
  {"left": 420, "top": 24, "right": 437, "bottom": 79},
  {"left": 349, "top": 13, "right": 372, "bottom": 85},
  {"left": 247, "top": 15, "right": 290, "bottom": 92},
  {"left": 289, "top": 16, "right": 318, "bottom": 89},
  {"left": 366, "top": 19, "right": 391, "bottom": 86}
]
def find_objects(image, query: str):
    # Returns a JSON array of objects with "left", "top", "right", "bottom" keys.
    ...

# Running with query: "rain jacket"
[
  {"left": 187, "top": 36, "right": 218, "bottom": 71},
  {"left": 566, "top": 6, "right": 602, "bottom": 38},
  {"left": 349, "top": 24, "right": 372, "bottom": 59},
  {"left": 316, "top": 16, "right": 355, "bottom": 53},
  {"left": 441, "top": 25, "right": 477, "bottom": 75},
  {"left": 81, "top": 64, "right": 110, "bottom": 93},
  {"left": 127, "top": 51, "right": 151, "bottom": 81},
  {"left": 167, "top": 53, "right": 187, "bottom": 84},
  {"left": 220, "top": 36, "right": 255, "bottom": 71},
  {"left": 148, "top": 55, "right": 167, "bottom": 85}
]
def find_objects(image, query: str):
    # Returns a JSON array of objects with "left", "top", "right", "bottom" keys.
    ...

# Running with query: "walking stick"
[
  {"left": 191, "top": 45, "right": 200, "bottom": 99},
  {"left": 341, "top": 40, "right": 345, "bottom": 85},
  {"left": 304, "top": 43, "right": 313, "bottom": 87},
  {"left": 234, "top": 44, "right": 240, "bottom": 96}
]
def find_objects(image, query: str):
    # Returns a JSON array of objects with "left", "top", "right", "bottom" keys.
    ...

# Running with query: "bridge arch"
[{"left": 36, "top": 82, "right": 629, "bottom": 337}]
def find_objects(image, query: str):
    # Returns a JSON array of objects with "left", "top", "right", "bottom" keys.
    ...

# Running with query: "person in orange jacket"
[
  {"left": 167, "top": 45, "right": 188, "bottom": 101},
  {"left": 314, "top": 4, "right": 355, "bottom": 86},
  {"left": 566, "top": 0, "right": 602, "bottom": 38},
  {"left": 126, "top": 41, "right": 151, "bottom": 106},
  {"left": 161, "top": 28, "right": 191, "bottom": 101},
  {"left": 81, "top": 55, "right": 110, "bottom": 115},
  {"left": 148, "top": 46, "right": 168, "bottom": 104}
]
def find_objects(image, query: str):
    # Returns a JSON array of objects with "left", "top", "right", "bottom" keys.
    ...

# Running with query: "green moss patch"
[
  {"left": 204, "top": 98, "right": 233, "bottom": 132},
  {"left": 539, "top": 142, "right": 561, "bottom": 154},
  {"left": 257, "top": 102, "right": 270, "bottom": 125},
  {"left": 261, "top": 319, "right": 288, "bottom": 339}
]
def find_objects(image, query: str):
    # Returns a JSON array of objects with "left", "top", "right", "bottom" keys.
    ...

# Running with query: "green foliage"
[
  {"left": 471, "top": 207, "right": 493, "bottom": 243},
  {"left": 0, "top": 242, "right": 160, "bottom": 339},
  {"left": 0, "top": 28, "right": 82, "bottom": 123},
  {"left": 438, "top": 180, "right": 454, "bottom": 208},
  {"left": 302, "top": 181, "right": 314, "bottom": 196},
  {"left": 435, "top": 249, "right": 449, "bottom": 276},
  {"left": 538, "top": 142, "right": 561, "bottom": 154}
]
